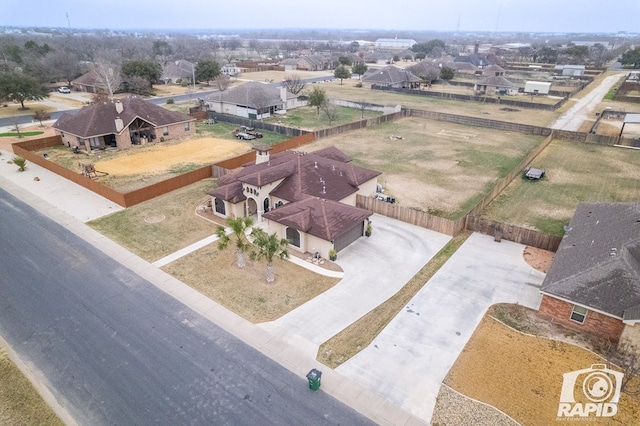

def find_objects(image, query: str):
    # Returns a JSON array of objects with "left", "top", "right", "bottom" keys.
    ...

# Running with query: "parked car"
[{"left": 57, "top": 86, "right": 71, "bottom": 94}]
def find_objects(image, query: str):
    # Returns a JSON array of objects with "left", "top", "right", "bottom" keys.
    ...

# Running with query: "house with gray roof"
[
  {"left": 161, "top": 59, "right": 194, "bottom": 84},
  {"left": 538, "top": 202, "right": 640, "bottom": 346},
  {"left": 53, "top": 97, "right": 196, "bottom": 151},
  {"left": 474, "top": 75, "right": 517, "bottom": 95},
  {"left": 204, "top": 81, "right": 303, "bottom": 119},
  {"left": 362, "top": 65, "right": 421, "bottom": 89},
  {"left": 209, "top": 146, "right": 380, "bottom": 258}
]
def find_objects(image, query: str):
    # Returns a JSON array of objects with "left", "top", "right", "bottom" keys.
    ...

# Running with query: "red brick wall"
[{"left": 538, "top": 295, "right": 624, "bottom": 342}]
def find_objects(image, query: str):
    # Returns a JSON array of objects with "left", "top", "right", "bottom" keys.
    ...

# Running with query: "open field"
[
  {"left": 0, "top": 348, "right": 64, "bottom": 425},
  {"left": 87, "top": 179, "right": 216, "bottom": 262},
  {"left": 237, "top": 70, "right": 562, "bottom": 127},
  {"left": 481, "top": 139, "right": 640, "bottom": 236},
  {"left": 439, "top": 310, "right": 640, "bottom": 425},
  {"left": 263, "top": 104, "right": 382, "bottom": 129},
  {"left": 305, "top": 116, "right": 544, "bottom": 219},
  {"left": 163, "top": 245, "right": 340, "bottom": 323}
]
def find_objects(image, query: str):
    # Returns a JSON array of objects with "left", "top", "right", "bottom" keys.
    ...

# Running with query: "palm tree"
[
  {"left": 215, "top": 216, "right": 254, "bottom": 268},
  {"left": 250, "top": 228, "right": 289, "bottom": 283}
]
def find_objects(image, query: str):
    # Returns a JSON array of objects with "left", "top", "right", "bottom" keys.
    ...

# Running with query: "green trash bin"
[{"left": 306, "top": 368, "right": 322, "bottom": 391}]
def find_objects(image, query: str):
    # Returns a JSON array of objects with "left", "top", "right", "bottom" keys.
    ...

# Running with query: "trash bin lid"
[{"left": 306, "top": 368, "right": 322, "bottom": 380}]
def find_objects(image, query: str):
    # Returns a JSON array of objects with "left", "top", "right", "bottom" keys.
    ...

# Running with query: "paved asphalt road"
[{"left": 0, "top": 189, "right": 372, "bottom": 425}]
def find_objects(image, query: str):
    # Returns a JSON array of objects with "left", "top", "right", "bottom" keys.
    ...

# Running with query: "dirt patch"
[
  {"left": 442, "top": 309, "right": 640, "bottom": 425},
  {"left": 523, "top": 246, "right": 555, "bottom": 273},
  {"left": 93, "top": 137, "right": 249, "bottom": 176},
  {"left": 0, "top": 123, "right": 56, "bottom": 151}
]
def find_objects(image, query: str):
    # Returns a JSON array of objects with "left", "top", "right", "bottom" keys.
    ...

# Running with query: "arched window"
[
  {"left": 286, "top": 228, "right": 300, "bottom": 247},
  {"left": 214, "top": 198, "right": 226, "bottom": 215},
  {"left": 263, "top": 198, "right": 270, "bottom": 213}
]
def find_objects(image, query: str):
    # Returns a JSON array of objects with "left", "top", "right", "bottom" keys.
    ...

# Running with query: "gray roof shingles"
[{"left": 541, "top": 203, "right": 640, "bottom": 319}]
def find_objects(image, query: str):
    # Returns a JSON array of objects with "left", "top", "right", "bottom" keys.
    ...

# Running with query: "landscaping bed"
[{"left": 435, "top": 306, "right": 640, "bottom": 425}]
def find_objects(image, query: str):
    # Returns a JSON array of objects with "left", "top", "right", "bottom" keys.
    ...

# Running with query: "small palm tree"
[
  {"left": 12, "top": 156, "right": 27, "bottom": 172},
  {"left": 250, "top": 228, "right": 289, "bottom": 283},
  {"left": 215, "top": 216, "right": 254, "bottom": 268}
]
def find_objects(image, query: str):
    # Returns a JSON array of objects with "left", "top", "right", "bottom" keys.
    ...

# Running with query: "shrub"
[
  {"left": 12, "top": 156, "right": 27, "bottom": 172},
  {"left": 166, "top": 98, "right": 174, "bottom": 104}
]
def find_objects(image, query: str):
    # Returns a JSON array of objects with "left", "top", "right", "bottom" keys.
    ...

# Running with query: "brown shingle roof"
[
  {"left": 362, "top": 65, "right": 420, "bottom": 85},
  {"left": 53, "top": 97, "right": 195, "bottom": 138},
  {"left": 263, "top": 197, "right": 372, "bottom": 241},
  {"left": 205, "top": 81, "right": 294, "bottom": 108},
  {"left": 541, "top": 203, "right": 640, "bottom": 319}
]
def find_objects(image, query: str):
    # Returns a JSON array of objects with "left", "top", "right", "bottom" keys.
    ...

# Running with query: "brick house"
[
  {"left": 53, "top": 97, "right": 196, "bottom": 151},
  {"left": 209, "top": 146, "right": 379, "bottom": 258},
  {"left": 204, "top": 81, "right": 303, "bottom": 119},
  {"left": 538, "top": 203, "right": 640, "bottom": 346},
  {"left": 362, "top": 65, "right": 421, "bottom": 89}
]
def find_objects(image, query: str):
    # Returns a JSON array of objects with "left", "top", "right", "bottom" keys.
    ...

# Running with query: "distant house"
[
  {"left": 374, "top": 38, "right": 416, "bottom": 49},
  {"left": 440, "top": 61, "right": 478, "bottom": 75},
  {"left": 71, "top": 69, "right": 104, "bottom": 94},
  {"left": 538, "top": 203, "right": 640, "bottom": 346},
  {"left": 280, "top": 58, "right": 300, "bottom": 71},
  {"left": 524, "top": 81, "right": 552, "bottom": 95},
  {"left": 209, "top": 146, "right": 380, "bottom": 258},
  {"left": 554, "top": 64, "right": 585, "bottom": 77},
  {"left": 221, "top": 64, "right": 241, "bottom": 77},
  {"left": 161, "top": 60, "right": 194, "bottom": 84},
  {"left": 296, "top": 55, "right": 331, "bottom": 71},
  {"left": 407, "top": 61, "right": 442, "bottom": 81},
  {"left": 474, "top": 76, "right": 517, "bottom": 95},
  {"left": 53, "top": 97, "right": 196, "bottom": 151},
  {"left": 481, "top": 64, "right": 506, "bottom": 77},
  {"left": 362, "top": 65, "right": 421, "bottom": 89},
  {"left": 204, "top": 81, "right": 302, "bottom": 119},
  {"left": 363, "top": 51, "right": 392, "bottom": 65}
]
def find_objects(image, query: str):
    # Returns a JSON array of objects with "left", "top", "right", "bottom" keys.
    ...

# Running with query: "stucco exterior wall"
[
  {"left": 619, "top": 324, "right": 640, "bottom": 351},
  {"left": 538, "top": 295, "right": 624, "bottom": 343}
]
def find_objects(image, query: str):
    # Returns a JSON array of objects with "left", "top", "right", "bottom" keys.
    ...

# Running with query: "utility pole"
[{"left": 66, "top": 12, "right": 71, "bottom": 32}]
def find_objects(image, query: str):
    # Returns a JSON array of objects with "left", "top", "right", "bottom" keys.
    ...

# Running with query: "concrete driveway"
[
  {"left": 257, "top": 214, "right": 451, "bottom": 358},
  {"left": 336, "top": 232, "right": 545, "bottom": 423}
]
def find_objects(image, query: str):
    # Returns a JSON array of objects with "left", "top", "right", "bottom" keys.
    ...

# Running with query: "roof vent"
[
  {"left": 314, "top": 161, "right": 318, "bottom": 168},
  {"left": 610, "top": 247, "right": 618, "bottom": 256}
]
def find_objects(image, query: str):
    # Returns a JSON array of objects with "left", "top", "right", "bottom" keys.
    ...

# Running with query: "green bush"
[
  {"left": 12, "top": 156, "right": 27, "bottom": 172},
  {"left": 166, "top": 98, "right": 174, "bottom": 104}
]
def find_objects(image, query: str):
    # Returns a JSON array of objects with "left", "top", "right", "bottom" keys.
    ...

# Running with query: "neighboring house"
[
  {"left": 374, "top": 38, "right": 416, "bottom": 49},
  {"left": 407, "top": 61, "right": 442, "bottom": 81},
  {"left": 481, "top": 64, "right": 506, "bottom": 77},
  {"left": 363, "top": 51, "right": 392, "bottom": 65},
  {"left": 296, "top": 55, "right": 331, "bottom": 71},
  {"left": 362, "top": 65, "right": 421, "bottom": 88},
  {"left": 221, "top": 64, "right": 241, "bottom": 77},
  {"left": 440, "top": 61, "right": 478, "bottom": 76},
  {"left": 474, "top": 76, "right": 518, "bottom": 95},
  {"left": 161, "top": 59, "right": 194, "bottom": 84},
  {"left": 524, "top": 81, "right": 552, "bottom": 95},
  {"left": 554, "top": 64, "right": 586, "bottom": 77},
  {"left": 53, "top": 97, "right": 196, "bottom": 151},
  {"left": 204, "top": 81, "right": 302, "bottom": 119},
  {"left": 209, "top": 146, "right": 380, "bottom": 258},
  {"left": 538, "top": 203, "right": 640, "bottom": 346},
  {"left": 71, "top": 70, "right": 100, "bottom": 93},
  {"left": 280, "top": 58, "right": 299, "bottom": 71}
]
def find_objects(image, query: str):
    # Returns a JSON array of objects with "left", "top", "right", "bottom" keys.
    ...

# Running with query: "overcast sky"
[{"left": 1, "top": 0, "right": 638, "bottom": 34}]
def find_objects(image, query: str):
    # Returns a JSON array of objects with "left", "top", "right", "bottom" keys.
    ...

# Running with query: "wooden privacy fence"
[
  {"left": 356, "top": 195, "right": 466, "bottom": 236},
  {"left": 466, "top": 216, "right": 562, "bottom": 251},
  {"left": 12, "top": 136, "right": 213, "bottom": 208}
]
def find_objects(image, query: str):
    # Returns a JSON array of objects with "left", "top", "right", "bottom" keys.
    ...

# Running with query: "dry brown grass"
[
  {"left": 305, "top": 116, "right": 543, "bottom": 219},
  {"left": 0, "top": 348, "right": 64, "bottom": 425},
  {"left": 444, "top": 312, "right": 640, "bottom": 425},
  {"left": 162, "top": 245, "right": 340, "bottom": 323}
]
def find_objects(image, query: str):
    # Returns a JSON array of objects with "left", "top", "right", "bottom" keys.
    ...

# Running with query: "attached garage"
[{"left": 333, "top": 221, "right": 365, "bottom": 252}]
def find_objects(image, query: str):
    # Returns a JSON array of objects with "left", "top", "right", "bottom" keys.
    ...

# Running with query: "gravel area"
[{"left": 431, "top": 384, "right": 519, "bottom": 426}]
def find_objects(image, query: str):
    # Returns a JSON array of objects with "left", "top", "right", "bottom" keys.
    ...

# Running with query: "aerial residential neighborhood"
[{"left": 2, "top": 1, "right": 640, "bottom": 424}]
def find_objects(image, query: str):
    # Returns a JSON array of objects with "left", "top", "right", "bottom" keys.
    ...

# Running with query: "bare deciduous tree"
[
  {"left": 214, "top": 74, "right": 230, "bottom": 92},
  {"left": 92, "top": 61, "right": 122, "bottom": 99},
  {"left": 283, "top": 74, "right": 306, "bottom": 95},
  {"left": 603, "top": 340, "right": 640, "bottom": 395},
  {"left": 321, "top": 101, "right": 338, "bottom": 126}
]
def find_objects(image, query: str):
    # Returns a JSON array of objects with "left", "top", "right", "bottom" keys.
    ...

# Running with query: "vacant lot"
[
  {"left": 481, "top": 139, "right": 640, "bottom": 236},
  {"left": 263, "top": 104, "right": 382, "bottom": 129},
  {"left": 163, "top": 245, "right": 340, "bottom": 323},
  {"left": 305, "top": 116, "right": 543, "bottom": 219},
  {"left": 87, "top": 179, "right": 216, "bottom": 262},
  {"left": 440, "top": 312, "right": 640, "bottom": 425}
]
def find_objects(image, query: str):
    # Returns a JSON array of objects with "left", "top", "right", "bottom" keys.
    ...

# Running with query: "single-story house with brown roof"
[
  {"left": 362, "top": 65, "right": 421, "bottom": 89},
  {"left": 53, "top": 97, "right": 196, "bottom": 151},
  {"left": 474, "top": 75, "right": 518, "bottom": 95},
  {"left": 204, "top": 81, "right": 303, "bottom": 119},
  {"left": 209, "top": 146, "right": 380, "bottom": 258},
  {"left": 538, "top": 203, "right": 640, "bottom": 347},
  {"left": 161, "top": 59, "right": 194, "bottom": 84}
]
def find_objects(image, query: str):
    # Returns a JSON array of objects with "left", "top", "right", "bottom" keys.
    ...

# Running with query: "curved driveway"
[{"left": 257, "top": 214, "right": 452, "bottom": 358}]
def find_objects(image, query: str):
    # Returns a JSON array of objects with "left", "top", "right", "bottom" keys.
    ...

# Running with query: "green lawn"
[
  {"left": 0, "top": 131, "right": 44, "bottom": 137},
  {"left": 481, "top": 140, "right": 640, "bottom": 236}
]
